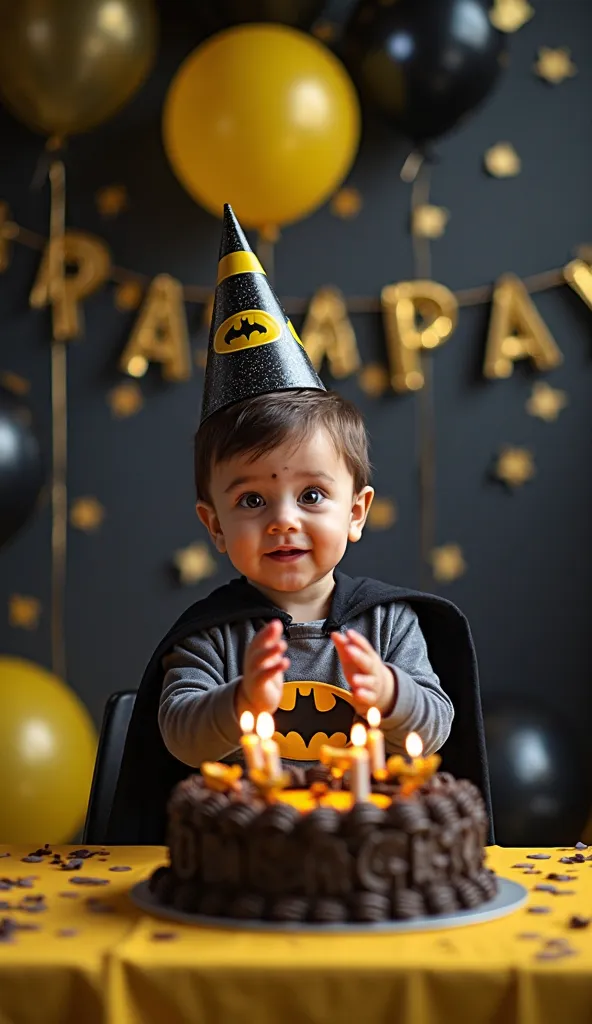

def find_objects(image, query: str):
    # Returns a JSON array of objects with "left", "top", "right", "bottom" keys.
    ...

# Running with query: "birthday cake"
[{"left": 148, "top": 766, "right": 496, "bottom": 924}]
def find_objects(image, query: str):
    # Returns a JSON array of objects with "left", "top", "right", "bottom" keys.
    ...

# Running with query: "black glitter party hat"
[{"left": 199, "top": 204, "right": 325, "bottom": 423}]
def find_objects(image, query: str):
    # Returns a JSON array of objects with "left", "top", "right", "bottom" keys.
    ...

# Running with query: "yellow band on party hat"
[{"left": 217, "top": 250, "right": 265, "bottom": 284}]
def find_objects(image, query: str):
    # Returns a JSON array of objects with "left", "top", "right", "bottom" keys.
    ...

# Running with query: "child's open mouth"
[{"left": 265, "top": 549, "right": 309, "bottom": 562}]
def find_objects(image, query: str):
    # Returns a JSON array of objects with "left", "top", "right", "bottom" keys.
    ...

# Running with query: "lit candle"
[
  {"left": 240, "top": 711, "right": 264, "bottom": 773},
  {"left": 366, "top": 706, "right": 386, "bottom": 777},
  {"left": 350, "top": 723, "right": 371, "bottom": 802},
  {"left": 256, "top": 712, "right": 282, "bottom": 778},
  {"left": 394, "top": 732, "right": 441, "bottom": 797}
]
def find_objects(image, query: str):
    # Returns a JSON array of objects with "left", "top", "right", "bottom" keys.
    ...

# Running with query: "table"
[{"left": 1, "top": 843, "right": 591, "bottom": 1024}]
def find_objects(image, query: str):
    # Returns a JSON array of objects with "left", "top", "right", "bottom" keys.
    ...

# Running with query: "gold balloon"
[
  {"left": 0, "top": 0, "right": 157, "bottom": 137},
  {"left": 120, "top": 273, "right": 192, "bottom": 382},
  {"left": 381, "top": 280, "right": 458, "bottom": 393},
  {"left": 0, "top": 658, "right": 97, "bottom": 843},
  {"left": 301, "top": 286, "right": 361, "bottom": 378},
  {"left": 162, "top": 24, "right": 360, "bottom": 228},
  {"left": 30, "top": 230, "right": 111, "bottom": 340},
  {"left": 483, "top": 273, "right": 562, "bottom": 379}
]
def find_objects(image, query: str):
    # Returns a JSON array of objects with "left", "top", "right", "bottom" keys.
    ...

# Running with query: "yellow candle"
[
  {"left": 240, "top": 711, "right": 264, "bottom": 773},
  {"left": 350, "top": 723, "right": 371, "bottom": 802},
  {"left": 366, "top": 706, "right": 386, "bottom": 776},
  {"left": 256, "top": 712, "right": 282, "bottom": 778}
]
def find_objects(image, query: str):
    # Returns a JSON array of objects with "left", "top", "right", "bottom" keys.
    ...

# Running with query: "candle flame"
[
  {"left": 351, "top": 723, "right": 367, "bottom": 748},
  {"left": 405, "top": 731, "right": 423, "bottom": 758},
  {"left": 256, "top": 711, "right": 275, "bottom": 741},
  {"left": 367, "top": 706, "right": 381, "bottom": 729},
  {"left": 240, "top": 710, "right": 255, "bottom": 734}
]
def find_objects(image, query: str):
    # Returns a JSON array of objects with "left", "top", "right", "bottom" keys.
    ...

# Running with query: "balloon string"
[
  {"left": 410, "top": 162, "right": 436, "bottom": 591},
  {"left": 256, "top": 233, "right": 276, "bottom": 286},
  {"left": 48, "top": 158, "right": 68, "bottom": 681}
]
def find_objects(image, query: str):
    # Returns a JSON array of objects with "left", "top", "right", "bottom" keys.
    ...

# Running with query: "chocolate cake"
[{"left": 148, "top": 768, "right": 497, "bottom": 924}]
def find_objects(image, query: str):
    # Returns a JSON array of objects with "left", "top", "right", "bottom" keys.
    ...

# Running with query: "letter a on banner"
[
  {"left": 301, "top": 286, "right": 360, "bottom": 378},
  {"left": 381, "top": 280, "right": 458, "bottom": 393},
  {"left": 120, "top": 274, "right": 192, "bottom": 382},
  {"left": 483, "top": 273, "right": 563, "bottom": 379}
]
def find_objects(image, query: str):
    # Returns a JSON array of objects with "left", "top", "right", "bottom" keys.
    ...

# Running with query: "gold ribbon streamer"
[
  {"left": 410, "top": 163, "right": 436, "bottom": 590},
  {"left": 48, "top": 158, "right": 67, "bottom": 682}
]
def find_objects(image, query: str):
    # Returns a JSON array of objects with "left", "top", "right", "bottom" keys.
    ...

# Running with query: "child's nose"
[{"left": 267, "top": 501, "right": 301, "bottom": 533}]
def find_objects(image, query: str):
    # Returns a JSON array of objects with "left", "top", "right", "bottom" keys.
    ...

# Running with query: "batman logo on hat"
[
  {"left": 199, "top": 203, "right": 325, "bottom": 423},
  {"left": 214, "top": 309, "right": 282, "bottom": 353}
]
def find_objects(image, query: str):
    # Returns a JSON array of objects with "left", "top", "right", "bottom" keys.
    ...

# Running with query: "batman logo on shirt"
[{"left": 273, "top": 681, "right": 355, "bottom": 760}]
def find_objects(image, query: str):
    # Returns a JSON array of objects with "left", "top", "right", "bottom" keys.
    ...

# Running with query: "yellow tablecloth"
[{"left": 1, "top": 843, "right": 592, "bottom": 1024}]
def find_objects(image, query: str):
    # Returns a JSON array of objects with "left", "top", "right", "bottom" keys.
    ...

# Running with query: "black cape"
[{"left": 106, "top": 571, "right": 494, "bottom": 844}]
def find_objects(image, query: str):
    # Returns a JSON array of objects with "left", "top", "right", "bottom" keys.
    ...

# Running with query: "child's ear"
[
  {"left": 196, "top": 502, "right": 227, "bottom": 553},
  {"left": 348, "top": 486, "right": 374, "bottom": 543}
]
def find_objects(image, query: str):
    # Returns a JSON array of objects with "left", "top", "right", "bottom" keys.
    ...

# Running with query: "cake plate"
[{"left": 129, "top": 876, "right": 527, "bottom": 933}]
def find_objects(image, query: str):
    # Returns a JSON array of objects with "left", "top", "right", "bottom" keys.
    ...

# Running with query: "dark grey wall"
[{"left": 0, "top": 0, "right": 590, "bottom": 776}]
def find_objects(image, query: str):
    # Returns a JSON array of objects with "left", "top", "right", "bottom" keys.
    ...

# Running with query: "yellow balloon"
[
  {"left": 0, "top": 658, "right": 97, "bottom": 843},
  {"left": 162, "top": 24, "right": 361, "bottom": 229},
  {"left": 0, "top": 0, "right": 157, "bottom": 137}
]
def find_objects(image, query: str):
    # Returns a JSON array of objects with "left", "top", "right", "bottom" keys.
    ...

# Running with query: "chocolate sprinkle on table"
[
  {"left": 575, "top": 842, "right": 587, "bottom": 850},
  {"left": 527, "top": 906, "right": 552, "bottom": 914},
  {"left": 569, "top": 915, "right": 591, "bottom": 929},
  {"left": 108, "top": 865, "right": 131, "bottom": 872},
  {"left": 517, "top": 932, "right": 540, "bottom": 939},
  {"left": 534, "top": 885, "right": 557, "bottom": 893},
  {"left": 547, "top": 874, "right": 573, "bottom": 882},
  {"left": 0, "top": 854, "right": 10, "bottom": 859},
  {"left": 68, "top": 877, "right": 109, "bottom": 886},
  {"left": 151, "top": 931, "right": 178, "bottom": 941},
  {"left": 56, "top": 928, "right": 79, "bottom": 938},
  {"left": 21, "top": 856, "right": 44, "bottom": 863},
  {"left": 527, "top": 854, "right": 551, "bottom": 860}
]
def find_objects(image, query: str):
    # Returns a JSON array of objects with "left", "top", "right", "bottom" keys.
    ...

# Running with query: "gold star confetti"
[
  {"left": 331, "top": 188, "right": 363, "bottom": 219},
  {"left": 495, "top": 446, "right": 536, "bottom": 487},
  {"left": 534, "top": 47, "right": 577, "bottom": 85},
  {"left": 70, "top": 497, "right": 105, "bottom": 532},
  {"left": 9, "top": 594, "right": 41, "bottom": 629},
  {"left": 368, "top": 497, "right": 397, "bottom": 531},
  {"left": 174, "top": 542, "right": 217, "bottom": 585},
  {"left": 0, "top": 371, "right": 30, "bottom": 395},
  {"left": 114, "top": 279, "right": 143, "bottom": 311},
  {"left": 107, "top": 381, "right": 144, "bottom": 418},
  {"left": 412, "top": 204, "right": 449, "bottom": 239},
  {"left": 526, "top": 381, "right": 568, "bottom": 422},
  {"left": 430, "top": 545, "right": 467, "bottom": 584},
  {"left": 489, "top": 0, "right": 533, "bottom": 33},
  {"left": 484, "top": 142, "right": 521, "bottom": 178},
  {"left": 312, "top": 20, "right": 337, "bottom": 43},
  {"left": 358, "top": 363, "right": 390, "bottom": 398},
  {"left": 258, "top": 224, "right": 281, "bottom": 244},
  {"left": 95, "top": 184, "right": 128, "bottom": 217}
]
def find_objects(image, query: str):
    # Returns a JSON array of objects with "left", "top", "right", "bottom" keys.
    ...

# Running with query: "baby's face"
[{"left": 197, "top": 428, "right": 373, "bottom": 596}]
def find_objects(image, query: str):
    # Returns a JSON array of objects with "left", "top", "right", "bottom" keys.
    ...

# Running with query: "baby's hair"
[{"left": 194, "top": 389, "right": 371, "bottom": 504}]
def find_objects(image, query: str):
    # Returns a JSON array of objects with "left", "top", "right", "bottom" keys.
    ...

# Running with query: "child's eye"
[
  {"left": 300, "top": 488, "right": 325, "bottom": 506},
  {"left": 238, "top": 492, "right": 265, "bottom": 509}
]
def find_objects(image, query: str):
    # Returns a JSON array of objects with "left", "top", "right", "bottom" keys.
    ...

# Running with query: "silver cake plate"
[{"left": 129, "top": 876, "right": 527, "bottom": 933}]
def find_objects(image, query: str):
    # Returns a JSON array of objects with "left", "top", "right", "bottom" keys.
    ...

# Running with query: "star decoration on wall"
[
  {"left": 107, "top": 381, "right": 144, "bottom": 418},
  {"left": 495, "top": 446, "right": 536, "bottom": 487},
  {"left": 0, "top": 370, "right": 30, "bottom": 395},
  {"left": 484, "top": 142, "right": 521, "bottom": 178},
  {"left": 9, "top": 594, "right": 41, "bottom": 629},
  {"left": 526, "top": 382, "right": 568, "bottom": 422},
  {"left": 358, "top": 363, "right": 390, "bottom": 398},
  {"left": 534, "top": 47, "right": 577, "bottom": 85},
  {"left": 412, "top": 205, "right": 449, "bottom": 239},
  {"left": 173, "top": 542, "right": 217, "bottom": 585},
  {"left": 331, "top": 188, "right": 363, "bottom": 219},
  {"left": 258, "top": 224, "right": 280, "bottom": 244},
  {"left": 70, "top": 497, "right": 105, "bottom": 532},
  {"left": 114, "top": 280, "right": 143, "bottom": 312},
  {"left": 95, "top": 184, "right": 128, "bottom": 218},
  {"left": 430, "top": 545, "right": 467, "bottom": 584},
  {"left": 489, "top": 0, "right": 533, "bottom": 33},
  {"left": 367, "top": 497, "right": 397, "bottom": 531}
]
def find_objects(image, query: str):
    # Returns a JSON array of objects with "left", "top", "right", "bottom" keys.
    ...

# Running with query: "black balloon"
[
  {"left": 485, "top": 707, "right": 590, "bottom": 847},
  {"left": 0, "top": 386, "right": 45, "bottom": 550},
  {"left": 208, "top": 1, "right": 326, "bottom": 31},
  {"left": 343, "top": 0, "right": 507, "bottom": 143}
]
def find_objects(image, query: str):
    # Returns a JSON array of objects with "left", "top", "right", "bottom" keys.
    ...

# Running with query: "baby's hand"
[
  {"left": 331, "top": 629, "right": 396, "bottom": 717},
  {"left": 236, "top": 619, "right": 290, "bottom": 718}
]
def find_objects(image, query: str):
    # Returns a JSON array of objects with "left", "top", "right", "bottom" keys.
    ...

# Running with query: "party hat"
[{"left": 199, "top": 204, "right": 325, "bottom": 423}]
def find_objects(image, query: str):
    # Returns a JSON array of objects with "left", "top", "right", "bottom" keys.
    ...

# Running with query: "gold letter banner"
[
  {"left": 120, "top": 274, "right": 192, "bottom": 382},
  {"left": 564, "top": 258, "right": 592, "bottom": 313},
  {"left": 30, "top": 231, "right": 111, "bottom": 341},
  {"left": 483, "top": 273, "right": 563, "bottom": 379},
  {"left": 381, "top": 280, "right": 458, "bottom": 393},
  {"left": 301, "top": 286, "right": 360, "bottom": 378}
]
